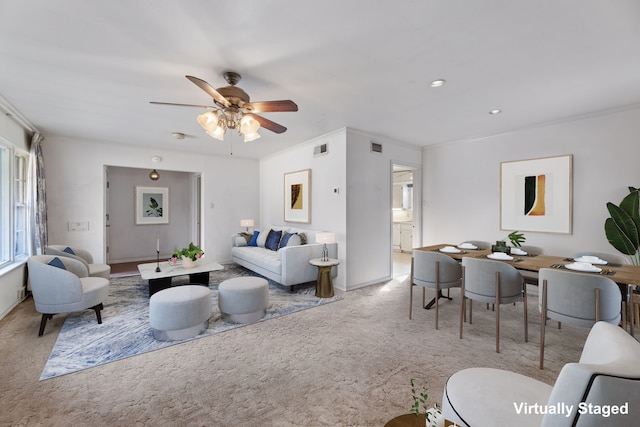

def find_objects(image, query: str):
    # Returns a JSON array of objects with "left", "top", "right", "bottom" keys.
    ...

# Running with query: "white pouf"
[
  {"left": 149, "top": 285, "right": 212, "bottom": 341},
  {"left": 218, "top": 277, "right": 269, "bottom": 323}
]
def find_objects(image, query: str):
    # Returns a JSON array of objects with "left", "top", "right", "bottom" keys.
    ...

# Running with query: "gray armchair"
[
  {"left": 410, "top": 250, "right": 462, "bottom": 329},
  {"left": 539, "top": 267, "right": 622, "bottom": 369},
  {"left": 46, "top": 245, "right": 111, "bottom": 279},
  {"left": 442, "top": 321, "right": 640, "bottom": 426},
  {"left": 460, "top": 257, "right": 528, "bottom": 353},
  {"left": 27, "top": 255, "right": 110, "bottom": 336}
]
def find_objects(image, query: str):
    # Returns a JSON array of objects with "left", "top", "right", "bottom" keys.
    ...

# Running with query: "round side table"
[{"left": 309, "top": 258, "right": 339, "bottom": 298}]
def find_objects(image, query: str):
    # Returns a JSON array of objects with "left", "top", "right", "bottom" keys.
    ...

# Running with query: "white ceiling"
[{"left": 1, "top": 1, "right": 639, "bottom": 159}]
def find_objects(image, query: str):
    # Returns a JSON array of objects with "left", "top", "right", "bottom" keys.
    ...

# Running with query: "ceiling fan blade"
[
  {"left": 246, "top": 100, "right": 298, "bottom": 113},
  {"left": 150, "top": 101, "right": 215, "bottom": 109},
  {"left": 185, "top": 75, "right": 231, "bottom": 108},
  {"left": 253, "top": 114, "right": 287, "bottom": 134}
]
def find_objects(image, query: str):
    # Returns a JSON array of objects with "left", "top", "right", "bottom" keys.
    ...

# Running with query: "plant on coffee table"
[{"left": 172, "top": 242, "right": 204, "bottom": 262}]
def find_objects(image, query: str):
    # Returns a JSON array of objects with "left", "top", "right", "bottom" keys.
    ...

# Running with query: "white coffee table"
[{"left": 137, "top": 259, "right": 224, "bottom": 296}]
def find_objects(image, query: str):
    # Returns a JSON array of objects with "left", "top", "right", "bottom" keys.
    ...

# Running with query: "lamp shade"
[
  {"left": 240, "top": 219, "right": 254, "bottom": 227},
  {"left": 315, "top": 232, "right": 335, "bottom": 244}
]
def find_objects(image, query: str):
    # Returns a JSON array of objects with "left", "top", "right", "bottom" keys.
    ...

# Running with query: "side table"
[{"left": 309, "top": 258, "right": 339, "bottom": 298}]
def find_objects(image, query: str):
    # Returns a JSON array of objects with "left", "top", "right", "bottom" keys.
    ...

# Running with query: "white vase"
[{"left": 181, "top": 256, "right": 197, "bottom": 269}]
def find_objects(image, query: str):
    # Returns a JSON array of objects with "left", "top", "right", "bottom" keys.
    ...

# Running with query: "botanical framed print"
[
  {"left": 284, "top": 169, "right": 311, "bottom": 223},
  {"left": 136, "top": 186, "right": 169, "bottom": 225},
  {"left": 500, "top": 155, "right": 572, "bottom": 234}
]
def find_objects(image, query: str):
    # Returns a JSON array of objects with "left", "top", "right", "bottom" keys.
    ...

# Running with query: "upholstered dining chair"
[
  {"left": 27, "top": 255, "right": 110, "bottom": 336},
  {"left": 460, "top": 257, "right": 528, "bottom": 353},
  {"left": 515, "top": 245, "right": 544, "bottom": 286},
  {"left": 461, "top": 240, "right": 490, "bottom": 250},
  {"left": 570, "top": 251, "right": 630, "bottom": 265},
  {"left": 46, "top": 244, "right": 111, "bottom": 279},
  {"left": 410, "top": 250, "right": 462, "bottom": 329},
  {"left": 538, "top": 268, "right": 622, "bottom": 369}
]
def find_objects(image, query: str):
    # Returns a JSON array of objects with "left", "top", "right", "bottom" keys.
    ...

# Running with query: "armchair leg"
[
  {"left": 38, "top": 314, "right": 54, "bottom": 336},
  {"left": 92, "top": 303, "right": 104, "bottom": 324}
]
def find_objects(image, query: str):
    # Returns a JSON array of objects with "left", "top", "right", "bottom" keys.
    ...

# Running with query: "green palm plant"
[{"left": 604, "top": 186, "right": 640, "bottom": 265}]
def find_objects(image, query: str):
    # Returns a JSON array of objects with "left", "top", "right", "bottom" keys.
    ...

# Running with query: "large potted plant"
[{"left": 604, "top": 186, "right": 640, "bottom": 265}]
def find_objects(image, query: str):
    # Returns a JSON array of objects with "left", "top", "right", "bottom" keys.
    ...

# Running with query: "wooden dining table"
[{"left": 414, "top": 243, "right": 640, "bottom": 334}]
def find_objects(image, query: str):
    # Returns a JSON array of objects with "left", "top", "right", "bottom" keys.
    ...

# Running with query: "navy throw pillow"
[
  {"left": 63, "top": 246, "right": 76, "bottom": 255},
  {"left": 265, "top": 230, "right": 283, "bottom": 251},
  {"left": 248, "top": 231, "right": 260, "bottom": 247},
  {"left": 47, "top": 257, "right": 67, "bottom": 270},
  {"left": 278, "top": 232, "right": 297, "bottom": 249}
]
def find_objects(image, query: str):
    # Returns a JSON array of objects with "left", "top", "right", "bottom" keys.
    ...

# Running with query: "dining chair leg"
[
  {"left": 495, "top": 271, "right": 501, "bottom": 353},
  {"left": 459, "top": 275, "right": 465, "bottom": 339},
  {"left": 435, "top": 262, "right": 440, "bottom": 330},
  {"left": 409, "top": 281, "right": 413, "bottom": 320},
  {"left": 523, "top": 284, "right": 528, "bottom": 342},
  {"left": 540, "top": 279, "right": 548, "bottom": 370}
]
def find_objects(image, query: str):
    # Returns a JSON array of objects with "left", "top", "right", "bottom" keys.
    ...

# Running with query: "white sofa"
[{"left": 231, "top": 226, "right": 338, "bottom": 290}]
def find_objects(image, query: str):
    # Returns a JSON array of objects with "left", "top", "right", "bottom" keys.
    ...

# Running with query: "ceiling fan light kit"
[{"left": 152, "top": 71, "right": 298, "bottom": 143}]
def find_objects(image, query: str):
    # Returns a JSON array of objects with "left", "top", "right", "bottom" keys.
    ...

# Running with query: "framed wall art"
[
  {"left": 500, "top": 155, "right": 572, "bottom": 234},
  {"left": 284, "top": 169, "right": 311, "bottom": 223},
  {"left": 136, "top": 186, "right": 169, "bottom": 225}
]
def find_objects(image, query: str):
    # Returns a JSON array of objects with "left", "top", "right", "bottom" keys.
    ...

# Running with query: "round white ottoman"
[
  {"left": 218, "top": 277, "right": 269, "bottom": 323},
  {"left": 149, "top": 285, "right": 212, "bottom": 341}
]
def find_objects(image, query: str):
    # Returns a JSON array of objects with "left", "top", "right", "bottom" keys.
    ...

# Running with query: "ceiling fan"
[{"left": 151, "top": 71, "right": 298, "bottom": 142}]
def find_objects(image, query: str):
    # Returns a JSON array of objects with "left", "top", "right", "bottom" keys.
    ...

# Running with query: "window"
[
  {"left": 14, "top": 153, "right": 27, "bottom": 258},
  {"left": 0, "top": 140, "right": 28, "bottom": 268}
]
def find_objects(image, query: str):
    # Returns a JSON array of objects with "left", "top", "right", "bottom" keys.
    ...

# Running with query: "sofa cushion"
[
  {"left": 248, "top": 231, "right": 259, "bottom": 247},
  {"left": 279, "top": 232, "right": 297, "bottom": 249},
  {"left": 231, "top": 247, "right": 282, "bottom": 275},
  {"left": 257, "top": 229, "right": 271, "bottom": 248},
  {"left": 48, "top": 257, "right": 67, "bottom": 270},
  {"left": 265, "top": 230, "right": 283, "bottom": 251},
  {"left": 285, "top": 233, "right": 302, "bottom": 247},
  {"left": 234, "top": 236, "right": 248, "bottom": 247}
]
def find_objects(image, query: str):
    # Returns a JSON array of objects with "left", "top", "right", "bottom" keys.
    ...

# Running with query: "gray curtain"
[{"left": 26, "top": 132, "right": 47, "bottom": 255}]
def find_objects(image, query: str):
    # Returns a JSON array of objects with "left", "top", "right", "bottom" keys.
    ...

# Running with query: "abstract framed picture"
[
  {"left": 284, "top": 169, "right": 311, "bottom": 223},
  {"left": 135, "top": 186, "right": 169, "bottom": 225},
  {"left": 500, "top": 155, "right": 572, "bottom": 234}
]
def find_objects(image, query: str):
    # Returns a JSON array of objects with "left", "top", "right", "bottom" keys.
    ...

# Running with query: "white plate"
[
  {"left": 574, "top": 256, "right": 607, "bottom": 265},
  {"left": 510, "top": 248, "right": 527, "bottom": 256},
  {"left": 487, "top": 253, "right": 513, "bottom": 261},
  {"left": 565, "top": 262, "right": 602, "bottom": 273},
  {"left": 440, "top": 246, "right": 461, "bottom": 253},
  {"left": 457, "top": 243, "right": 477, "bottom": 250}
]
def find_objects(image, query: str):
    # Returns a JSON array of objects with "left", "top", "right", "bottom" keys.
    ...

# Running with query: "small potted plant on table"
[{"left": 171, "top": 242, "right": 203, "bottom": 268}]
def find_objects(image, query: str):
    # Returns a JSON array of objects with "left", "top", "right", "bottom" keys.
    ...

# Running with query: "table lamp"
[
  {"left": 315, "top": 232, "right": 335, "bottom": 262},
  {"left": 240, "top": 219, "right": 254, "bottom": 233}
]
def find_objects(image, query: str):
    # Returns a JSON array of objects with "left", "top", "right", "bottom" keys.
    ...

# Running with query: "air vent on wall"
[
  {"left": 314, "top": 143, "right": 328, "bottom": 156},
  {"left": 371, "top": 141, "right": 383, "bottom": 153}
]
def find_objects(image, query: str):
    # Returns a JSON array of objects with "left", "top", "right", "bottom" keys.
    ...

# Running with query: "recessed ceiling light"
[
  {"left": 489, "top": 109, "right": 502, "bottom": 115},
  {"left": 430, "top": 79, "right": 446, "bottom": 88},
  {"left": 172, "top": 132, "right": 185, "bottom": 139}
]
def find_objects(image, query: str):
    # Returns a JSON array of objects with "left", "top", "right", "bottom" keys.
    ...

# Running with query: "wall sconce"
[
  {"left": 240, "top": 219, "right": 254, "bottom": 232},
  {"left": 149, "top": 169, "right": 160, "bottom": 181}
]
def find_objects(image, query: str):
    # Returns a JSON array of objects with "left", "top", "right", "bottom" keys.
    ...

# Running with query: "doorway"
[{"left": 391, "top": 163, "right": 421, "bottom": 278}]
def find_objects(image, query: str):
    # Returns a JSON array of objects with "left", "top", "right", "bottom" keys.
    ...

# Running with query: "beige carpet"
[{"left": 0, "top": 275, "right": 590, "bottom": 426}]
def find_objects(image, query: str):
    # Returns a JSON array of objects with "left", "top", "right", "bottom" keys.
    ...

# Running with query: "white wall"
[
  {"left": 422, "top": 106, "right": 640, "bottom": 258},
  {"left": 43, "top": 137, "right": 260, "bottom": 265},
  {"left": 346, "top": 129, "right": 422, "bottom": 289},
  {"left": 260, "top": 129, "right": 348, "bottom": 289}
]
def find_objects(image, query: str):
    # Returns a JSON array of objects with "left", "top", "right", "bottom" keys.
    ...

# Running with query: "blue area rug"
[{"left": 40, "top": 264, "right": 342, "bottom": 380}]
